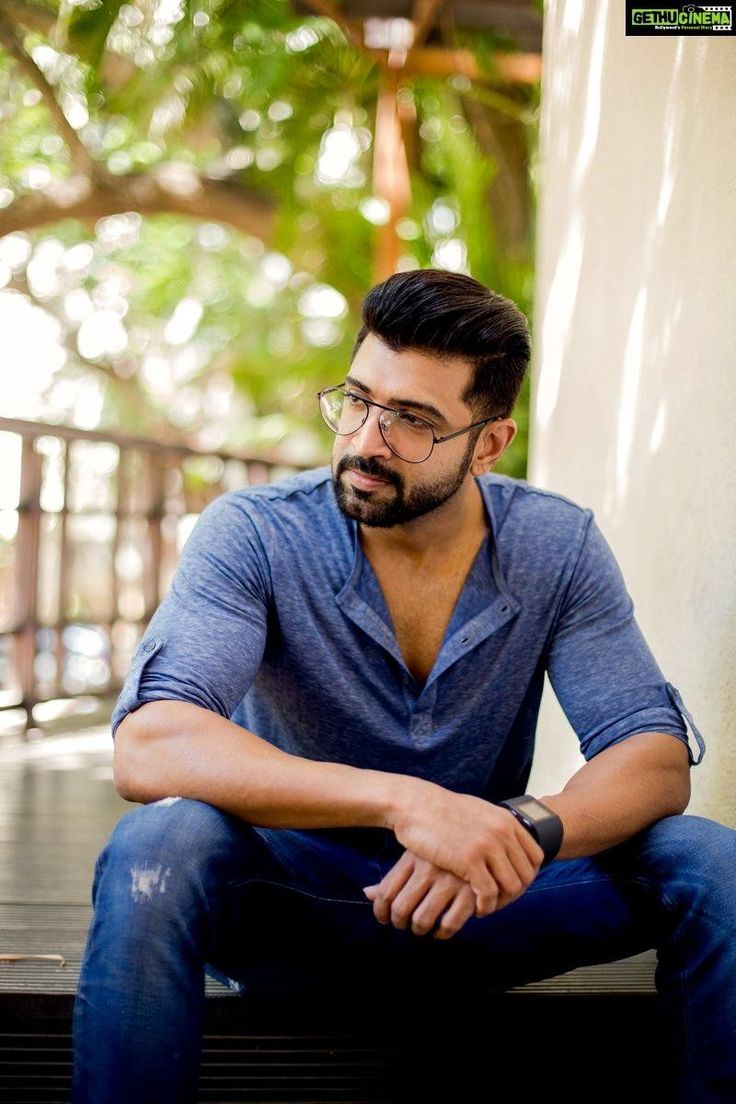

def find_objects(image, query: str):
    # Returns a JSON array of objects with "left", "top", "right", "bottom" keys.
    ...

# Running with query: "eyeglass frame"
[{"left": 317, "top": 383, "right": 503, "bottom": 464}]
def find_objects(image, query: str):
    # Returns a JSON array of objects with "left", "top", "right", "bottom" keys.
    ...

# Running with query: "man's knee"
[
  {"left": 627, "top": 814, "right": 736, "bottom": 912},
  {"left": 644, "top": 813, "right": 736, "bottom": 861},
  {"left": 92, "top": 797, "right": 244, "bottom": 906}
]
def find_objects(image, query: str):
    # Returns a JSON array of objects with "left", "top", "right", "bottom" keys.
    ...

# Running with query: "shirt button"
[
  {"left": 410, "top": 713, "right": 432, "bottom": 742},
  {"left": 143, "top": 641, "right": 156, "bottom": 653}
]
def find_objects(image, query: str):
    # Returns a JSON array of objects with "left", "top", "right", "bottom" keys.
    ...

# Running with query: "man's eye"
[
  {"left": 397, "top": 411, "right": 428, "bottom": 428},
  {"left": 344, "top": 392, "right": 363, "bottom": 406}
]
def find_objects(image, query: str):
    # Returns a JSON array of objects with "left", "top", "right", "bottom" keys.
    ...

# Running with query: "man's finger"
[
  {"left": 389, "top": 870, "right": 440, "bottom": 931},
  {"left": 366, "top": 853, "right": 415, "bottom": 923},
  {"left": 470, "top": 866, "right": 500, "bottom": 918},
  {"left": 432, "top": 889, "right": 476, "bottom": 940},
  {"left": 406, "top": 881, "right": 458, "bottom": 937},
  {"left": 502, "top": 813, "right": 545, "bottom": 873}
]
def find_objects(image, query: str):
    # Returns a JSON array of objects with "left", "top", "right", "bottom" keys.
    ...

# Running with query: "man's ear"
[{"left": 470, "top": 419, "right": 517, "bottom": 476}]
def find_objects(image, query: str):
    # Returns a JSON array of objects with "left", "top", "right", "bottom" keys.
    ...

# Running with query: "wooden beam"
[
  {"left": 365, "top": 46, "right": 541, "bottom": 84},
  {"left": 412, "top": 0, "right": 449, "bottom": 47},
  {"left": 297, "top": 6, "right": 541, "bottom": 84},
  {"left": 297, "top": 0, "right": 363, "bottom": 46}
]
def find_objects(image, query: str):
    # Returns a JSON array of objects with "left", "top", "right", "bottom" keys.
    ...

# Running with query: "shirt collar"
[{"left": 333, "top": 475, "right": 520, "bottom": 694}]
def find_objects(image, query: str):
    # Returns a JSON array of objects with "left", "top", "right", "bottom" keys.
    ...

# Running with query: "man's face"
[{"left": 331, "top": 334, "right": 482, "bottom": 528}]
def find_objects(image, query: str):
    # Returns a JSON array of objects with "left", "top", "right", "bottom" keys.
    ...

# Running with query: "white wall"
[{"left": 526, "top": 0, "right": 736, "bottom": 824}]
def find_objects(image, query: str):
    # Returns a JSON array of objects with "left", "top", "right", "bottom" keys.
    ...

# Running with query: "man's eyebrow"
[{"left": 344, "top": 375, "right": 449, "bottom": 426}]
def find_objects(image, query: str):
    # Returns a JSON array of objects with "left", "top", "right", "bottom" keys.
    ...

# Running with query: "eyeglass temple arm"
[{"left": 434, "top": 415, "right": 502, "bottom": 444}]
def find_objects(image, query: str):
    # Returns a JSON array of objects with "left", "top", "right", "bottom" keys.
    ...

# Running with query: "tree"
[{"left": 0, "top": 0, "right": 540, "bottom": 475}]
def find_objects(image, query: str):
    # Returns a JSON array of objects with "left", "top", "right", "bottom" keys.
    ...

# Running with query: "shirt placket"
[{"left": 334, "top": 513, "right": 520, "bottom": 749}]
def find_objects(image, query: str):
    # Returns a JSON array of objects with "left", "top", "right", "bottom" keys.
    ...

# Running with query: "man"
[{"left": 72, "top": 269, "right": 733, "bottom": 1103}]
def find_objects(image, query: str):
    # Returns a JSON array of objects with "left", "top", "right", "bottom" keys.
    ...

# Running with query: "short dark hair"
[{"left": 350, "top": 269, "right": 531, "bottom": 418}]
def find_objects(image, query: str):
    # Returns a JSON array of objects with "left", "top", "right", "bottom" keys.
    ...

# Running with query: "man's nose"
[{"left": 349, "top": 406, "right": 393, "bottom": 459}]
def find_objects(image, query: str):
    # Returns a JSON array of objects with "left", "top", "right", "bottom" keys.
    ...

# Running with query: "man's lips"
[{"left": 346, "top": 469, "right": 392, "bottom": 490}]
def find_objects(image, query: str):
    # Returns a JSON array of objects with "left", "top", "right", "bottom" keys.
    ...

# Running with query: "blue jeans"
[{"left": 71, "top": 798, "right": 736, "bottom": 1103}]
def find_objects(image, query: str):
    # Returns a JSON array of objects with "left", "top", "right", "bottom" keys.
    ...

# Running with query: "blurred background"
[{"left": 0, "top": 0, "right": 542, "bottom": 735}]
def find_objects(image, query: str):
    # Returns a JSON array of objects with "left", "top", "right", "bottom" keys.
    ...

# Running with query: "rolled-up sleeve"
[
  {"left": 545, "top": 511, "right": 705, "bottom": 767},
  {"left": 110, "top": 492, "right": 270, "bottom": 739}
]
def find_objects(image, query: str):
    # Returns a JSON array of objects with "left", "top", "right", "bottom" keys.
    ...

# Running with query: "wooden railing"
[{"left": 0, "top": 416, "right": 306, "bottom": 733}]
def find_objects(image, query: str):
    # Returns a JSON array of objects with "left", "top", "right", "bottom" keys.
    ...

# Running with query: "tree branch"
[
  {"left": 0, "top": 9, "right": 105, "bottom": 182},
  {"left": 2, "top": 270, "right": 203, "bottom": 442},
  {"left": 4, "top": 267, "right": 134, "bottom": 382},
  {"left": 0, "top": 169, "right": 275, "bottom": 239},
  {"left": 0, "top": 0, "right": 56, "bottom": 36}
]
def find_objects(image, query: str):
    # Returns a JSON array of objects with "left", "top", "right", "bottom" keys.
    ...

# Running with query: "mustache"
[{"left": 339, "top": 457, "right": 397, "bottom": 483}]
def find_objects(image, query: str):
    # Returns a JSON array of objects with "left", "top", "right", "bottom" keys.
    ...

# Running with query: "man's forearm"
[
  {"left": 538, "top": 731, "right": 692, "bottom": 861},
  {"left": 113, "top": 699, "right": 412, "bottom": 830}
]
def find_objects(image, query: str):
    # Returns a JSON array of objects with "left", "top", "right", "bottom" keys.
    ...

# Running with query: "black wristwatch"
[{"left": 497, "top": 794, "right": 564, "bottom": 866}]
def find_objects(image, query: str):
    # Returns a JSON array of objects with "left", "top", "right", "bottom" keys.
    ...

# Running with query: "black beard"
[{"left": 332, "top": 440, "right": 476, "bottom": 528}]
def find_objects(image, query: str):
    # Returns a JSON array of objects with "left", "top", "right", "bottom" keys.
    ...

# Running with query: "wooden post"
[
  {"left": 372, "top": 68, "right": 413, "bottom": 282},
  {"left": 13, "top": 438, "right": 42, "bottom": 735},
  {"left": 55, "top": 439, "right": 71, "bottom": 701}
]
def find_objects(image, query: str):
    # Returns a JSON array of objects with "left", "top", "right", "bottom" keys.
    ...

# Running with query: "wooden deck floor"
[
  {"left": 0, "top": 706, "right": 238, "bottom": 1005},
  {"left": 0, "top": 708, "right": 661, "bottom": 1102},
  {"left": 0, "top": 711, "right": 657, "bottom": 997}
]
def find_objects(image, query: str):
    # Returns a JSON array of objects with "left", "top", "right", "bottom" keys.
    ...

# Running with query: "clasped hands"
[
  {"left": 362, "top": 850, "right": 474, "bottom": 939},
  {"left": 362, "top": 846, "right": 535, "bottom": 941},
  {"left": 361, "top": 780, "right": 546, "bottom": 939}
]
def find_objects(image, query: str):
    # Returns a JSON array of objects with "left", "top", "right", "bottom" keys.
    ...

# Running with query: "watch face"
[{"left": 512, "top": 797, "right": 550, "bottom": 823}]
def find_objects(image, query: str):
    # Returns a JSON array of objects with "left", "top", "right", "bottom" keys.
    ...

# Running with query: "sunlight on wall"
[
  {"left": 656, "top": 41, "right": 685, "bottom": 228},
  {"left": 649, "top": 401, "right": 666, "bottom": 454},
  {"left": 615, "top": 287, "right": 647, "bottom": 506},
  {"left": 533, "top": 0, "right": 608, "bottom": 476},
  {"left": 530, "top": 2, "right": 736, "bottom": 817},
  {"left": 536, "top": 214, "right": 584, "bottom": 437},
  {"left": 572, "top": 2, "right": 606, "bottom": 189}
]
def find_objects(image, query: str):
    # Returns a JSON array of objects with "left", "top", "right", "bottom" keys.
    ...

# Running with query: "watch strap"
[{"left": 497, "top": 795, "right": 564, "bottom": 865}]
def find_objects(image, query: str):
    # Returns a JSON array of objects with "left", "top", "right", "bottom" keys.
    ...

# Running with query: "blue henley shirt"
[{"left": 110, "top": 466, "right": 705, "bottom": 813}]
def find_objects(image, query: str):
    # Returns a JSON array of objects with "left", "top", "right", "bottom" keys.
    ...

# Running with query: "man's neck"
[{"left": 358, "top": 476, "right": 489, "bottom": 568}]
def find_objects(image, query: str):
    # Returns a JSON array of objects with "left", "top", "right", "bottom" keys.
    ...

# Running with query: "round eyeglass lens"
[
  {"left": 380, "top": 410, "right": 434, "bottom": 462},
  {"left": 320, "top": 388, "right": 366, "bottom": 435},
  {"left": 319, "top": 387, "right": 435, "bottom": 462}
]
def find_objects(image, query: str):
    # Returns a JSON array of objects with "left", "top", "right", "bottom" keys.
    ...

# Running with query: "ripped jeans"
[{"left": 71, "top": 798, "right": 736, "bottom": 1103}]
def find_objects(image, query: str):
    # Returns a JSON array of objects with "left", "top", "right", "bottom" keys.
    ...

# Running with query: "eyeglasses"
[{"left": 317, "top": 384, "right": 501, "bottom": 464}]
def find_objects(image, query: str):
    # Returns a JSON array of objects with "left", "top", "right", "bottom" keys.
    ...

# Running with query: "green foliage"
[
  {"left": 65, "top": 0, "right": 126, "bottom": 72},
  {"left": 0, "top": 0, "right": 539, "bottom": 478}
]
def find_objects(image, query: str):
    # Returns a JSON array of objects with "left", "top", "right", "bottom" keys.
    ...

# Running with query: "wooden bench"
[
  {"left": 0, "top": 903, "right": 659, "bottom": 1103},
  {"left": 0, "top": 722, "right": 665, "bottom": 1102}
]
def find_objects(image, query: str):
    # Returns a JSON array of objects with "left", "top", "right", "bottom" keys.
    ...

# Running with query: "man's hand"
[
  {"left": 362, "top": 850, "right": 479, "bottom": 939},
  {"left": 387, "top": 778, "right": 546, "bottom": 917}
]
